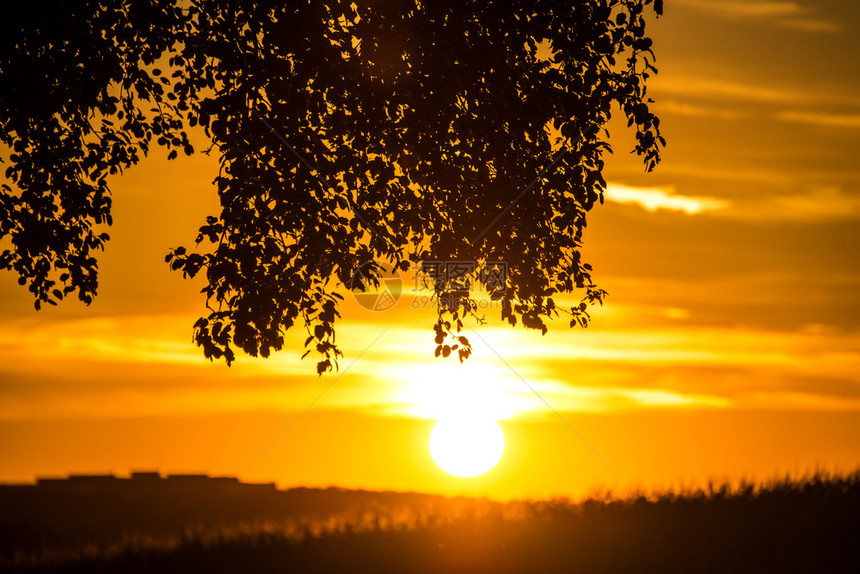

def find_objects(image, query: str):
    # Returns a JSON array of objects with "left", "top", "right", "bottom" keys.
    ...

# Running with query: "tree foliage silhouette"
[{"left": 1, "top": 0, "right": 664, "bottom": 373}]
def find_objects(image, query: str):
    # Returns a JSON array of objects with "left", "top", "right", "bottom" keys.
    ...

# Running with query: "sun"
[{"left": 429, "top": 416, "right": 505, "bottom": 478}]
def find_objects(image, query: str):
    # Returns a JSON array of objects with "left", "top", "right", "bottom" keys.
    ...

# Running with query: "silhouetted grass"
[{"left": 6, "top": 471, "right": 859, "bottom": 573}]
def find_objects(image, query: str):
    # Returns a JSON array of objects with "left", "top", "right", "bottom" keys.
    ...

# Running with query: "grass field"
[{"left": 4, "top": 472, "right": 859, "bottom": 573}]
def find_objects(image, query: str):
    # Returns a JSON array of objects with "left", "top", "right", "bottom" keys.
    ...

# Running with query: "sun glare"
[
  {"left": 383, "top": 360, "right": 536, "bottom": 421},
  {"left": 429, "top": 416, "right": 505, "bottom": 478}
]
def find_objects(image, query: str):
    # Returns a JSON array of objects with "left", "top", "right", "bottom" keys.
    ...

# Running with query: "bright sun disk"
[{"left": 429, "top": 416, "right": 505, "bottom": 478}]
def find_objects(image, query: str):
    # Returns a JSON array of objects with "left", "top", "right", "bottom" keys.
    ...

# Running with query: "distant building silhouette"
[{"left": 130, "top": 471, "right": 161, "bottom": 480}]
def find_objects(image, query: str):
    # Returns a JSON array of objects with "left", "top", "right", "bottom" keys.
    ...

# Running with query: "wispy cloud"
[
  {"left": 657, "top": 163, "right": 795, "bottom": 186},
  {"left": 778, "top": 18, "right": 841, "bottom": 33},
  {"left": 3, "top": 310, "right": 860, "bottom": 421},
  {"left": 676, "top": 0, "right": 839, "bottom": 33},
  {"left": 679, "top": 0, "right": 805, "bottom": 18},
  {"left": 770, "top": 186, "right": 860, "bottom": 220},
  {"left": 604, "top": 183, "right": 729, "bottom": 215},
  {"left": 654, "top": 99, "right": 747, "bottom": 120},
  {"left": 777, "top": 110, "right": 860, "bottom": 129},
  {"left": 717, "top": 186, "right": 860, "bottom": 222},
  {"left": 653, "top": 76, "right": 855, "bottom": 106}
]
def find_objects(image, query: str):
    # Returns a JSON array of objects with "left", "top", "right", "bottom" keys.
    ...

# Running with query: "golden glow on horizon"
[{"left": 429, "top": 416, "right": 505, "bottom": 478}]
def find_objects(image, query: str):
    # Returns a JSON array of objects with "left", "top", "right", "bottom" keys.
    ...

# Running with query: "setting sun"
[{"left": 429, "top": 416, "right": 505, "bottom": 478}]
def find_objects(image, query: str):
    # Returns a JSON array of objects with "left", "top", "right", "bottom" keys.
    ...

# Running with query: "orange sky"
[{"left": 2, "top": 0, "right": 860, "bottom": 500}]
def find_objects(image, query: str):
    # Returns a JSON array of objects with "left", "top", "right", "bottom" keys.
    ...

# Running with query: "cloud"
[
  {"left": 777, "top": 110, "right": 860, "bottom": 129},
  {"left": 638, "top": 169, "right": 860, "bottom": 223},
  {"left": 604, "top": 183, "right": 729, "bottom": 215},
  {"left": 712, "top": 186, "right": 860, "bottom": 222},
  {"left": 770, "top": 186, "right": 860, "bottom": 219},
  {"left": 374, "top": 359, "right": 734, "bottom": 419},
  {"left": 652, "top": 76, "right": 860, "bottom": 107},
  {"left": 4, "top": 307, "right": 860, "bottom": 421},
  {"left": 658, "top": 163, "right": 794, "bottom": 186},
  {"left": 679, "top": 0, "right": 805, "bottom": 18},
  {"left": 676, "top": 0, "right": 839, "bottom": 32},
  {"left": 777, "top": 18, "right": 841, "bottom": 33},
  {"left": 653, "top": 99, "right": 747, "bottom": 120},
  {"left": 604, "top": 181, "right": 859, "bottom": 223}
]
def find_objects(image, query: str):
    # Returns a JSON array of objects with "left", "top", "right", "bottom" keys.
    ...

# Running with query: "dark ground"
[{"left": 2, "top": 472, "right": 858, "bottom": 573}]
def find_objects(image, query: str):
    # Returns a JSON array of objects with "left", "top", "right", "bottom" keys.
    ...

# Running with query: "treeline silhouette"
[
  {"left": 0, "top": 472, "right": 466, "bottom": 565},
  {"left": 3, "top": 471, "right": 859, "bottom": 573}
]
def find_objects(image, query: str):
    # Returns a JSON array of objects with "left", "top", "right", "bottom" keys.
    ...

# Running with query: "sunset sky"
[{"left": 2, "top": 0, "right": 860, "bottom": 500}]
